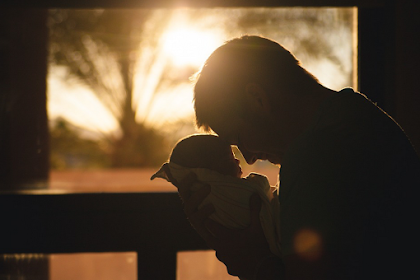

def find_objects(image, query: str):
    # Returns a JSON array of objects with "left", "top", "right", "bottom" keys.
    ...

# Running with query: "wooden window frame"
[{"left": 1, "top": 1, "right": 407, "bottom": 279}]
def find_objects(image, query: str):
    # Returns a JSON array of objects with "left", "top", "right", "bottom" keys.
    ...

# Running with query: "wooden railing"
[{"left": 0, "top": 192, "right": 207, "bottom": 279}]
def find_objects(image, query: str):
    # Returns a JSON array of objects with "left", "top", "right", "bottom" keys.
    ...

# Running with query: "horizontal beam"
[
  {"left": 0, "top": 193, "right": 207, "bottom": 254},
  {"left": 1, "top": 0, "right": 387, "bottom": 9}
]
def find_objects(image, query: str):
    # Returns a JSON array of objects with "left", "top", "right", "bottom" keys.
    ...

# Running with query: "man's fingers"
[
  {"left": 174, "top": 171, "right": 221, "bottom": 250},
  {"left": 250, "top": 193, "right": 262, "bottom": 211},
  {"left": 189, "top": 203, "right": 215, "bottom": 226},
  {"left": 188, "top": 204, "right": 217, "bottom": 247},
  {"left": 177, "top": 172, "right": 197, "bottom": 201},
  {"left": 183, "top": 183, "right": 211, "bottom": 216},
  {"left": 205, "top": 219, "right": 237, "bottom": 240},
  {"left": 249, "top": 193, "right": 262, "bottom": 230}
]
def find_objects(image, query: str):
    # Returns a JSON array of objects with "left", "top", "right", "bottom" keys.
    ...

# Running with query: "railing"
[{"left": 0, "top": 192, "right": 207, "bottom": 279}]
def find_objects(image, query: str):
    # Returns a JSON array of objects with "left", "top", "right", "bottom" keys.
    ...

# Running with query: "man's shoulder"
[
  {"left": 281, "top": 86, "right": 418, "bottom": 188},
  {"left": 296, "top": 87, "right": 411, "bottom": 155}
]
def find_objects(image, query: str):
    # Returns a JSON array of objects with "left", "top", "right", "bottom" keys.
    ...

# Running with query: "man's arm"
[
  {"left": 253, "top": 254, "right": 284, "bottom": 280},
  {"left": 176, "top": 173, "right": 284, "bottom": 279}
]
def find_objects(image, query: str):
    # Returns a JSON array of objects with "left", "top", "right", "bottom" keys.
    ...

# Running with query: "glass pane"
[
  {"left": 1, "top": 252, "right": 136, "bottom": 280},
  {"left": 49, "top": 252, "right": 137, "bottom": 280},
  {"left": 47, "top": 8, "right": 357, "bottom": 193},
  {"left": 177, "top": 250, "right": 236, "bottom": 280}
]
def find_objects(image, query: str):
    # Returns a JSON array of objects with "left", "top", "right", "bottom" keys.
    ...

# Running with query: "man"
[{"left": 178, "top": 36, "right": 420, "bottom": 279}]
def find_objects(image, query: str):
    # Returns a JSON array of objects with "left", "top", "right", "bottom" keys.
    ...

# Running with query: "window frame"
[{"left": 0, "top": 1, "right": 399, "bottom": 279}]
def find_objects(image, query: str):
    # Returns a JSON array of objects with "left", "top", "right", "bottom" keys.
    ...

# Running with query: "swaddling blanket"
[{"left": 151, "top": 162, "right": 281, "bottom": 256}]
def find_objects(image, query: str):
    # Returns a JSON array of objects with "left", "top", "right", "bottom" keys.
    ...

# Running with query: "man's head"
[
  {"left": 193, "top": 35, "right": 319, "bottom": 131},
  {"left": 170, "top": 134, "right": 242, "bottom": 178},
  {"left": 192, "top": 35, "right": 323, "bottom": 165}
]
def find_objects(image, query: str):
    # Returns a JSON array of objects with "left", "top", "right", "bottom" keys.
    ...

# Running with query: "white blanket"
[{"left": 151, "top": 162, "right": 281, "bottom": 256}]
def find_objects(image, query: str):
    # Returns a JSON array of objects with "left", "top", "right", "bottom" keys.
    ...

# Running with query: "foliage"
[
  {"left": 47, "top": 8, "right": 354, "bottom": 169},
  {"left": 49, "top": 118, "right": 111, "bottom": 170},
  {"left": 48, "top": 9, "right": 173, "bottom": 168},
  {"left": 110, "top": 122, "right": 170, "bottom": 167},
  {"left": 231, "top": 8, "right": 354, "bottom": 84}
]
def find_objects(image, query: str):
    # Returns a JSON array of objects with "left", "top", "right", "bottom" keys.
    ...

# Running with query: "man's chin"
[
  {"left": 267, "top": 155, "right": 282, "bottom": 165},
  {"left": 254, "top": 153, "right": 282, "bottom": 165}
]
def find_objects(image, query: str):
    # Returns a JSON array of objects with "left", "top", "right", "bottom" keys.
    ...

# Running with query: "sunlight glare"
[
  {"left": 162, "top": 27, "right": 221, "bottom": 67},
  {"left": 48, "top": 66, "right": 119, "bottom": 136}
]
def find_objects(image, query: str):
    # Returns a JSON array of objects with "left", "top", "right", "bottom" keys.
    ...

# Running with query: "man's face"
[
  {"left": 199, "top": 83, "right": 294, "bottom": 166},
  {"left": 210, "top": 114, "right": 283, "bottom": 166}
]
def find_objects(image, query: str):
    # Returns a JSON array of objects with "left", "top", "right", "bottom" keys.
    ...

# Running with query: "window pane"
[
  {"left": 47, "top": 7, "right": 357, "bottom": 193},
  {"left": 177, "top": 250, "right": 236, "bottom": 280},
  {"left": 50, "top": 252, "right": 137, "bottom": 280},
  {"left": 1, "top": 252, "right": 137, "bottom": 280}
]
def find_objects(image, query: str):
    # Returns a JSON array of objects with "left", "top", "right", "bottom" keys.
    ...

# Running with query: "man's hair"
[
  {"left": 169, "top": 134, "right": 231, "bottom": 169},
  {"left": 193, "top": 35, "right": 319, "bottom": 132}
]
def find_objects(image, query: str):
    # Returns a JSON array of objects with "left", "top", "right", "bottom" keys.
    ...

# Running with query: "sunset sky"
[{"left": 47, "top": 8, "right": 356, "bottom": 137}]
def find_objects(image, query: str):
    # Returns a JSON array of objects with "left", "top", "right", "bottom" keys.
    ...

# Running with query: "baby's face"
[{"left": 214, "top": 149, "right": 243, "bottom": 178}]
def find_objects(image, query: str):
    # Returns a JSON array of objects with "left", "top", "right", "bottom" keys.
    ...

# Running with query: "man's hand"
[
  {"left": 175, "top": 172, "right": 283, "bottom": 279},
  {"left": 176, "top": 172, "right": 216, "bottom": 242},
  {"left": 205, "top": 194, "right": 278, "bottom": 279},
  {"left": 174, "top": 173, "right": 352, "bottom": 279}
]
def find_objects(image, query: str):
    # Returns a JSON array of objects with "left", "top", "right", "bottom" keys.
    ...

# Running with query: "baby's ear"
[{"left": 245, "top": 83, "right": 271, "bottom": 114}]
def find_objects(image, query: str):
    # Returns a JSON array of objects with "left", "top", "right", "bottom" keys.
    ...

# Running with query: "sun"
[{"left": 162, "top": 27, "right": 221, "bottom": 67}]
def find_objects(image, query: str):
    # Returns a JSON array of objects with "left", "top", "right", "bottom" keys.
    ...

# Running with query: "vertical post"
[
  {"left": 0, "top": 8, "right": 49, "bottom": 190},
  {"left": 137, "top": 250, "right": 177, "bottom": 280},
  {"left": 0, "top": 8, "right": 50, "bottom": 280}
]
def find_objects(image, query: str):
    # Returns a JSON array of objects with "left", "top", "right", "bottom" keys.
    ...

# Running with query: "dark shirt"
[{"left": 279, "top": 88, "right": 420, "bottom": 279}]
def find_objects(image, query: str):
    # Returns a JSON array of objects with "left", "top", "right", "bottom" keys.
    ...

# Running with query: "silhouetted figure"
[
  {"left": 151, "top": 134, "right": 281, "bottom": 264},
  {"left": 174, "top": 36, "right": 420, "bottom": 280}
]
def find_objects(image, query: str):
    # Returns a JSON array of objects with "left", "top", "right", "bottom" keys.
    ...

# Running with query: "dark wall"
[
  {"left": 358, "top": 1, "right": 420, "bottom": 155},
  {"left": 394, "top": 0, "right": 420, "bottom": 154}
]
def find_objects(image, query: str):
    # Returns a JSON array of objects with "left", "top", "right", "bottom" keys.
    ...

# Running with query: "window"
[
  {"left": 47, "top": 7, "right": 357, "bottom": 193},
  {"left": 1, "top": 4, "right": 364, "bottom": 280}
]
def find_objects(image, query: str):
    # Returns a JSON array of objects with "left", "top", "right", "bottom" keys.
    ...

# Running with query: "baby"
[{"left": 151, "top": 134, "right": 281, "bottom": 257}]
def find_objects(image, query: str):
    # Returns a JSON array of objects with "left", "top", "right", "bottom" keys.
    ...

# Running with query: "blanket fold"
[{"left": 151, "top": 162, "right": 281, "bottom": 256}]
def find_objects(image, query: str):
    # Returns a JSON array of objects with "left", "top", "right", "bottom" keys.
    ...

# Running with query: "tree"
[
  {"left": 48, "top": 9, "right": 175, "bottom": 167},
  {"left": 49, "top": 118, "right": 111, "bottom": 169},
  {"left": 232, "top": 8, "right": 355, "bottom": 89},
  {"left": 47, "top": 8, "right": 355, "bottom": 168}
]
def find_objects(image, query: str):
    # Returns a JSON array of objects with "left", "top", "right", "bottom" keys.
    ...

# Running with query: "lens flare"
[
  {"left": 293, "top": 228, "right": 323, "bottom": 261},
  {"left": 162, "top": 27, "right": 220, "bottom": 67}
]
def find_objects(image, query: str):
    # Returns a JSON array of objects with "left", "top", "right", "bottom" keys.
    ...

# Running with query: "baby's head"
[{"left": 170, "top": 134, "right": 242, "bottom": 178}]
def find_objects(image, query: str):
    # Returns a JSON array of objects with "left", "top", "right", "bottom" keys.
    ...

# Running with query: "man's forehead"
[
  {"left": 211, "top": 128, "right": 238, "bottom": 147},
  {"left": 217, "top": 112, "right": 249, "bottom": 139},
  {"left": 208, "top": 120, "right": 235, "bottom": 141}
]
